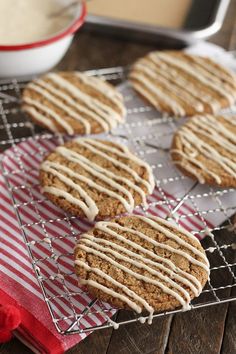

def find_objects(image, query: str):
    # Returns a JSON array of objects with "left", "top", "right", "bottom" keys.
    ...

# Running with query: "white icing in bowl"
[{"left": 0, "top": 0, "right": 86, "bottom": 78}]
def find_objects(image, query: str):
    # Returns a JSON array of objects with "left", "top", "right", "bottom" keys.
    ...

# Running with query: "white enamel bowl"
[{"left": 0, "top": 2, "right": 86, "bottom": 78}]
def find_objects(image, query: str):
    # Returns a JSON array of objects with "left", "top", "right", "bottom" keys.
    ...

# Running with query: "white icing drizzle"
[
  {"left": 202, "top": 115, "right": 236, "bottom": 144},
  {"left": 146, "top": 55, "right": 222, "bottom": 113},
  {"left": 129, "top": 216, "right": 209, "bottom": 265},
  {"left": 94, "top": 223, "right": 208, "bottom": 272},
  {"left": 41, "top": 160, "right": 133, "bottom": 214},
  {"left": 78, "top": 243, "right": 191, "bottom": 309},
  {"left": 186, "top": 55, "right": 236, "bottom": 88},
  {"left": 139, "top": 317, "right": 147, "bottom": 324},
  {"left": 189, "top": 116, "right": 236, "bottom": 154},
  {"left": 207, "top": 247, "right": 216, "bottom": 253},
  {"left": 23, "top": 105, "right": 58, "bottom": 132},
  {"left": 36, "top": 79, "right": 110, "bottom": 132},
  {"left": 172, "top": 149, "right": 215, "bottom": 184},
  {"left": 25, "top": 72, "right": 126, "bottom": 134},
  {"left": 222, "top": 115, "right": 236, "bottom": 126},
  {"left": 178, "top": 126, "right": 236, "bottom": 178},
  {"left": 48, "top": 73, "right": 123, "bottom": 125},
  {"left": 130, "top": 71, "right": 185, "bottom": 116},
  {"left": 130, "top": 80, "right": 162, "bottom": 111},
  {"left": 134, "top": 62, "right": 204, "bottom": 112},
  {"left": 75, "top": 217, "right": 208, "bottom": 321},
  {"left": 75, "top": 139, "right": 154, "bottom": 193},
  {"left": 76, "top": 260, "right": 153, "bottom": 318},
  {"left": 42, "top": 139, "right": 153, "bottom": 220},
  {"left": 56, "top": 146, "right": 148, "bottom": 207},
  {"left": 156, "top": 53, "right": 236, "bottom": 105},
  {"left": 82, "top": 232, "right": 200, "bottom": 296},
  {"left": 81, "top": 238, "right": 192, "bottom": 309},
  {"left": 43, "top": 185, "right": 96, "bottom": 221},
  {"left": 75, "top": 72, "right": 126, "bottom": 116},
  {"left": 96, "top": 222, "right": 203, "bottom": 292},
  {"left": 81, "top": 139, "right": 155, "bottom": 191},
  {"left": 172, "top": 115, "right": 236, "bottom": 184},
  {"left": 142, "top": 53, "right": 235, "bottom": 114},
  {"left": 80, "top": 278, "right": 142, "bottom": 313},
  {"left": 27, "top": 82, "right": 91, "bottom": 134},
  {"left": 23, "top": 96, "right": 73, "bottom": 134}
]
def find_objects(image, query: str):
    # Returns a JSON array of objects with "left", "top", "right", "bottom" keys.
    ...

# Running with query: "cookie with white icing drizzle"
[
  {"left": 74, "top": 215, "right": 209, "bottom": 319},
  {"left": 171, "top": 114, "right": 236, "bottom": 187},
  {"left": 40, "top": 138, "right": 155, "bottom": 221},
  {"left": 129, "top": 51, "right": 236, "bottom": 117},
  {"left": 22, "top": 72, "right": 126, "bottom": 135}
]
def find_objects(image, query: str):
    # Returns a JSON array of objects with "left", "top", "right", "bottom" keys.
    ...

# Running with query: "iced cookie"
[
  {"left": 130, "top": 51, "right": 236, "bottom": 117},
  {"left": 22, "top": 72, "right": 126, "bottom": 134},
  {"left": 40, "top": 138, "right": 155, "bottom": 221},
  {"left": 171, "top": 114, "right": 236, "bottom": 187},
  {"left": 74, "top": 215, "right": 209, "bottom": 321}
]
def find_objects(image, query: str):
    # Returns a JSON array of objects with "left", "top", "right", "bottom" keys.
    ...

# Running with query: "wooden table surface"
[{"left": 1, "top": 1, "right": 236, "bottom": 353}]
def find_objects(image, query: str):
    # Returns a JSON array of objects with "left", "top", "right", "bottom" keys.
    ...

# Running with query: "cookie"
[
  {"left": 74, "top": 215, "right": 209, "bottom": 321},
  {"left": 171, "top": 114, "right": 236, "bottom": 187},
  {"left": 22, "top": 72, "right": 126, "bottom": 135},
  {"left": 40, "top": 138, "right": 155, "bottom": 221},
  {"left": 129, "top": 51, "right": 236, "bottom": 117}
]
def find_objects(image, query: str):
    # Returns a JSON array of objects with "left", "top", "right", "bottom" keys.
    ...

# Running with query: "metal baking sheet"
[{"left": 85, "top": 0, "right": 230, "bottom": 46}]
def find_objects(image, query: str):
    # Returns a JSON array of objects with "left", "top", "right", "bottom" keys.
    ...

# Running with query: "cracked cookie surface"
[
  {"left": 22, "top": 71, "right": 126, "bottom": 135},
  {"left": 171, "top": 114, "right": 236, "bottom": 187},
  {"left": 74, "top": 215, "right": 209, "bottom": 317},
  {"left": 40, "top": 138, "right": 155, "bottom": 221},
  {"left": 130, "top": 51, "right": 236, "bottom": 117}
]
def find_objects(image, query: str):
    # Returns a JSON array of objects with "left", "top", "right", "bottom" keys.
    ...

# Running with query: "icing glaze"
[
  {"left": 41, "top": 139, "right": 154, "bottom": 220},
  {"left": 75, "top": 139, "right": 154, "bottom": 193},
  {"left": 25, "top": 72, "right": 126, "bottom": 134},
  {"left": 144, "top": 55, "right": 222, "bottom": 113},
  {"left": 48, "top": 73, "right": 123, "bottom": 123},
  {"left": 29, "top": 82, "right": 91, "bottom": 133},
  {"left": 172, "top": 115, "right": 236, "bottom": 184},
  {"left": 23, "top": 105, "right": 58, "bottom": 132},
  {"left": 23, "top": 96, "right": 73, "bottom": 134},
  {"left": 75, "top": 217, "right": 208, "bottom": 322},
  {"left": 131, "top": 52, "right": 236, "bottom": 116},
  {"left": 157, "top": 53, "right": 236, "bottom": 105},
  {"left": 75, "top": 72, "right": 126, "bottom": 116},
  {"left": 134, "top": 62, "right": 204, "bottom": 112},
  {"left": 130, "top": 71, "right": 185, "bottom": 116},
  {"left": 57, "top": 146, "right": 148, "bottom": 207},
  {"left": 41, "top": 161, "right": 134, "bottom": 215}
]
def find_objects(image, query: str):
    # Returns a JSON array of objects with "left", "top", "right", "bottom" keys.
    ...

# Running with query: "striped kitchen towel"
[{"left": 1, "top": 132, "right": 235, "bottom": 353}]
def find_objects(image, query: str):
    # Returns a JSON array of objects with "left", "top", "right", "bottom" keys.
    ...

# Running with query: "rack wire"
[{"left": 0, "top": 67, "right": 236, "bottom": 335}]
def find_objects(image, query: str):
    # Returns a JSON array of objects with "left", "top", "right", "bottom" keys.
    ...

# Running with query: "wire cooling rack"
[{"left": 0, "top": 67, "right": 236, "bottom": 335}]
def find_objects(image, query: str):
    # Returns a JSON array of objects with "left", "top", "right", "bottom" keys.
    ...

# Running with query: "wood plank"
[
  {"left": 56, "top": 32, "right": 157, "bottom": 72},
  {"left": 221, "top": 286, "right": 236, "bottom": 354},
  {"left": 0, "top": 338, "right": 32, "bottom": 354},
  {"left": 166, "top": 226, "right": 236, "bottom": 354},
  {"left": 67, "top": 327, "right": 114, "bottom": 354},
  {"left": 166, "top": 304, "right": 229, "bottom": 354},
  {"left": 106, "top": 311, "right": 173, "bottom": 354}
]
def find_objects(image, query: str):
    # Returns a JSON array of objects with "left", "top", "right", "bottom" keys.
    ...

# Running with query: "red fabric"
[
  {"left": 0, "top": 305, "right": 21, "bottom": 331},
  {"left": 0, "top": 330, "right": 12, "bottom": 342},
  {"left": 0, "top": 288, "right": 64, "bottom": 354},
  {"left": 0, "top": 304, "right": 21, "bottom": 343}
]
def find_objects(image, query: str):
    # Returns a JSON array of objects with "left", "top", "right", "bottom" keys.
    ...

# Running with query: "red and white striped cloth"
[{"left": 1, "top": 135, "right": 229, "bottom": 353}]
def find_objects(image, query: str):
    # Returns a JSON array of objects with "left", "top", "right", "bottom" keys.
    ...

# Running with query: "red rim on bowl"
[{"left": 0, "top": 2, "right": 86, "bottom": 51}]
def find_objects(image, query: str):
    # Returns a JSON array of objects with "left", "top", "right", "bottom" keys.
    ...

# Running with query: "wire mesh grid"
[{"left": 0, "top": 67, "right": 236, "bottom": 335}]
